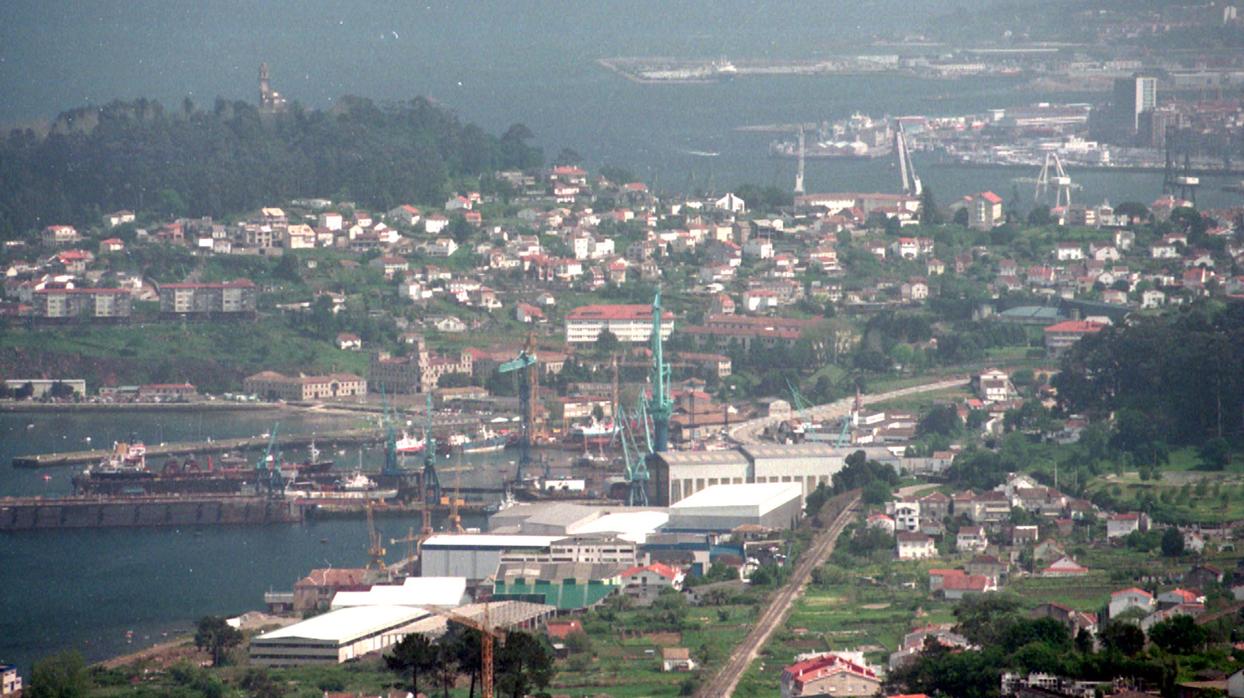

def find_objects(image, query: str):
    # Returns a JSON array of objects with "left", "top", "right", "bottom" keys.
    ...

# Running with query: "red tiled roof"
[
  {"left": 1043, "top": 320, "right": 1106, "bottom": 334},
  {"left": 566, "top": 304, "right": 672, "bottom": 322}
]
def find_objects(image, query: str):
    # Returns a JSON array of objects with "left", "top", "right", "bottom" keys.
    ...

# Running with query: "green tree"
[
  {"left": 494, "top": 631, "right": 556, "bottom": 698},
  {"left": 919, "top": 187, "right": 942, "bottom": 225},
  {"left": 595, "top": 329, "right": 621, "bottom": 356},
  {"left": 385, "top": 632, "right": 440, "bottom": 694},
  {"left": 1160, "top": 526, "right": 1185, "bottom": 557},
  {"left": 1198, "top": 437, "right": 1231, "bottom": 471},
  {"left": 28, "top": 651, "right": 89, "bottom": 698},
  {"left": 1148, "top": 615, "right": 1207, "bottom": 655},
  {"left": 450, "top": 627, "right": 484, "bottom": 698},
  {"left": 193, "top": 615, "right": 242, "bottom": 666},
  {"left": 918, "top": 404, "right": 962, "bottom": 437},
  {"left": 1100, "top": 621, "right": 1146, "bottom": 656}
]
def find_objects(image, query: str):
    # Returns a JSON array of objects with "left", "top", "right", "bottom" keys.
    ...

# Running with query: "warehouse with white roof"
[
  {"left": 330, "top": 576, "right": 468, "bottom": 609},
  {"left": 249, "top": 605, "right": 429, "bottom": 666},
  {"left": 666, "top": 482, "right": 803, "bottom": 531}
]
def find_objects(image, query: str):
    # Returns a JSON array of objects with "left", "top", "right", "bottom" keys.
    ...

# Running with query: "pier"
[
  {"left": 11, "top": 429, "right": 383, "bottom": 469},
  {"left": 11, "top": 413, "right": 491, "bottom": 469}
]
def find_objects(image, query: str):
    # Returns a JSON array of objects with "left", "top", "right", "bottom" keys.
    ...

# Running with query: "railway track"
[{"left": 696, "top": 493, "right": 861, "bottom": 698}]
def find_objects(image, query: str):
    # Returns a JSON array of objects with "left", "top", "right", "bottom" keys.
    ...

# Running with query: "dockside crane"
[
  {"left": 498, "top": 333, "right": 539, "bottom": 485},
  {"left": 379, "top": 386, "right": 406, "bottom": 480},
  {"left": 256, "top": 423, "right": 285, "bottom": 497},
  {"left": 1034, "top": 152, "right": 1074, "bottom": 209},
  {"left": 365, "top": 500, "right": 387, "bottom": 572},
  {"left": 616, "top": 404, "right": 650, "bottom": 506},
  {"left": 645, "top": 291, "right": 672, "bottom": 454},
  {"left": 420, "top": 393, "right": 440, "bottom": 536}
]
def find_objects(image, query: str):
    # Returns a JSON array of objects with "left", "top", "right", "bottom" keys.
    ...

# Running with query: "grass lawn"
[{"left": 548, "top": 603, "right": 759, "bottom": 697}]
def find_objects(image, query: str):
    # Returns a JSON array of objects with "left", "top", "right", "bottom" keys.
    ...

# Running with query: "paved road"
[
  {"left": 695, "top": 494, "right": 861, "bottom": 698},
  {"left": 728, "top": 377, "right": 970, "bottom": 445}
]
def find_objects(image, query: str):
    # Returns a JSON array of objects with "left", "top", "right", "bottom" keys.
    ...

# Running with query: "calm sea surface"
[{"left": 0, "top": 409, "right": 509, "bottom": 675}]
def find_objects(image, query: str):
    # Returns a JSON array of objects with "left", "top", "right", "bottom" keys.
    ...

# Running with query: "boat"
[
  {"left": 455, "top": 425, "right": 507, "bottom": 455},
  {"left": 394, "top": 431, "right": 426, "bottom": 455},
  {"left": 566, "top": 417, "right": 618, "bottom": 449},
  {"left": 72, "top": 440, "right": 336, "bottom": 496},
  {"left": 284, "top": 471, "right": 397, "bottom": 501}
]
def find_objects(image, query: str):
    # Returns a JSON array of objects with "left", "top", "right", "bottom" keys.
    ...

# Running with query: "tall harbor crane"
[
  {"left": 256, "top": 424, "right": 285, "bottom": 497},
  {"left": 1035, "top": 152, "right": 1074, "bottom": 209},
  {"left": 645, "top": 291, "right": 673, "bottom": 454},
  {"left": 419, "top": 393, "right": 440, "bottom": 536},
  {"left": 794, "top": 125, "right": 806, "bottom": 195},
  {"left": 616, "top": 404, "right": 650, "bottom": 506},
  {"left": 499, "top": 333, "right": 539, "bottom": 485}
]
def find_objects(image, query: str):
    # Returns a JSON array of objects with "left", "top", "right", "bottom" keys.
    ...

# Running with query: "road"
[
  {"left": 728, "top": 377, "right": 970, "bottom": 445},
  {"left": 695, "top": 494, "right": 861, "bottom": 698}
]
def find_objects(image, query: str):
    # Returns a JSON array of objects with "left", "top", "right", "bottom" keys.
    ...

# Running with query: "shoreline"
[{"left": 0, "top": 401, "right": 283, "bottom": 413}]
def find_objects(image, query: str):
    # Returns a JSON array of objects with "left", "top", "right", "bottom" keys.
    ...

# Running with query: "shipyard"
[{"left": 4, "top": 2, "right": 1244, "bottom": 697}]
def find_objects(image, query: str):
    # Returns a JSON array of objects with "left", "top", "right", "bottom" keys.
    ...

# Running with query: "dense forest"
[
  {"left": 0, "top": 96, "right": 544, "bottom": 234},
  {"left": 1053, "top": 301, "right": 1244, "bottom": 448}
]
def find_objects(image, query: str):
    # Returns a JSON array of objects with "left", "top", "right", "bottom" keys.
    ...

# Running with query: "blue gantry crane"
[{"left": 499, "top": 333, "right": 539, "bottom": 485}]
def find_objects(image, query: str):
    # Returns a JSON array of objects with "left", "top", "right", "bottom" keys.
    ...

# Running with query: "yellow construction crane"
[
  {"left": 365, "top": 500, "right": 387, "bottom": 572},
  {"left": 418, "top": 603, "right": 504, "bottom": 698},
  {"left": 388, "top": 525, "right": 419, "bottom": 574}
]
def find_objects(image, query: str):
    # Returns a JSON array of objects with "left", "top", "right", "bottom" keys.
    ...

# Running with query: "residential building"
[
  {"left": 968, "top": 192, "right": 1004, "bottom": 230},
  {"left": 293, "top": 568, "right": 369, "bottom": 612},
  {"left": 564, "top": 304, "right": 675, "bottom": 344},
  {"left": 1043, "top": 320, "right": 1106, "bottom": 355},
  {"left": 897, "top": 532, "right": 935, "bottom": 560},
  {"left": 620, "top": 563, "right": 685, "bottom": 605},
  {"left": 781, "top": 653, "right": 882, "bottom": 698},
  {"left": 1106, "top": 512, "right": 1146, "bottom": 540},
  {"left": 1109, "top": 588, "right": 1155, "bottom": 619},
  {"left": 956, "top": 525, "right": 988, "bottom": 553},
  {"left": 41, "top": 225, "right": 80, "bottom": 245},
  {"left": 662, "top": 647, "right": 697, "bottom": 672},
  {"left": 1, "top": 663, "right": 22, "bottom": 696},
  {"left": 157, "top": 279, "right": 257, "bottom": 317},
  {"left": 32, "top": 287, "right": 132, "bottom": 321},
  {"left": 369, "top": 345, "right": 473, "bottom": 394},
  {"left": 1031, "top": 603, "right": 1098, "bottom": 637},
  {"left": 1041, "top": 556, "right": 1089, "bottom": 578},
  {"left": 243, "top": 371, "right": 368, "bottom": 401}
]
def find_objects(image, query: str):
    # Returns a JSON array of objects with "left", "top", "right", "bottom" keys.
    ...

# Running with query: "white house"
[
  {"left": 897, "top": 532, "right": 935, "bottom": 560},
  {"left": 1109, "top": 587, "right": 1155, "bottom": 619},
  {"left": 743, "top": 238, "right": 774, "bottom": 260},
  {"left": 889, "top": 500, "right": 921, "bottom": 533},
  {"left": 866, "top": 513, "right": 896, "bottom": 534},
  {"left": 956, "top": 525, "right": 988, "bottom": 553},
  {"left": 1106, "top": 513, "right": 1145, "bottom": 540}
]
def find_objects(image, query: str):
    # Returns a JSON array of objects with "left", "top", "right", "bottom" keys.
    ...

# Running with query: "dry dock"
[{"left": 0, "top": 495, "right": 301, "bottom": 531}]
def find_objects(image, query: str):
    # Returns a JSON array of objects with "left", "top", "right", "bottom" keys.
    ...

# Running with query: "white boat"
[{"left": 395, "top": 431, "right": 425, "bottom": 454}]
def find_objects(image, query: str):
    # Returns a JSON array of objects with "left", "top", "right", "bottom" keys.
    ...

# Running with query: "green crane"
[
  {"left": 420, "top": 392, "right": 441, "bottom": 506},
  {"left": 617, "top": 404, "right": 650, "bottom": 506},
  {"left": 499, "top": 334, "right": 538, "bottom": 485},
  {"left": 380, "top": 386, "right": 401, "bottom": 477},
  {"left": 645, "top": 290, "right": 672, "bottom": 453},
  {"left": 256, "top": 423, "right": 284, "bottom": 497}
]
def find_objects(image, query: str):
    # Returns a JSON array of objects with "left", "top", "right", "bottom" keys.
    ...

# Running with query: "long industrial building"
[
  {"left": 666, "top": 482, "right": 803, "bottom": 531},
  {"left": 650, "top": 444, "right": 901, "bottom": 506},
  {"left": 249, "top": 605, "right": 429, "bottom": 666}
]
